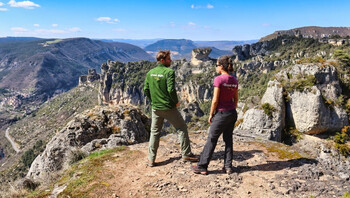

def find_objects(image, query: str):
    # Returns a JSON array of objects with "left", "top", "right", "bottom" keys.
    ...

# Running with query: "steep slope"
[
  {"left": 0, "top": 38, "right": 153, "bottom": 100},
  {"left": 0, "top": 84, "right": 98, "bottom": 187},
  {"left": 260, "top": 26, "right": 350, "bottom": 42}
]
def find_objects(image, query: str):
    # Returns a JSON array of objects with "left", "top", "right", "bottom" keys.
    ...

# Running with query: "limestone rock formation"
[
  {"left": 232, "top": 42, "right": 269, "bottom": 61},
  {"left": 181, "top": 102, "right": 204, "bottom": 122},
  {"left": 78, "top": 69, "right": 100, "bottom": 86},
  {"left": 26, "top": 104, "right": 150, "bottom": 181},
  {"left": 237, "top": 63, "right": 348, "bottom": 140},
  {"left": 281, "top": 64, "right": 348, "bottom": 134},
  {"left": 236, "top": 80, "right": 285, "bottom": 141},
  {"left": 190, "top": 48, "right": 212, "bottom": 66}
]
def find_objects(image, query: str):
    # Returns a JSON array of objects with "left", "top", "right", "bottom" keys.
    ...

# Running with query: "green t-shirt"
[{"left": 144, "top": 64, "right": 179, "bottom": 110}]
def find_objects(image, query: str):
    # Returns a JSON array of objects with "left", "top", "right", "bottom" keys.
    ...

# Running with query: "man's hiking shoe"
[
  {"left": 147, "top": 160, "right": 156, "bottom": 167},
  {"left": 191, "top": 164, "right": 208, "bottom": 175},
  {"left": 182, "top": 154, "right": 199, "bottom": 162},
  {"left": 222, "top": 167, "right": 233, "bottom": 174}
]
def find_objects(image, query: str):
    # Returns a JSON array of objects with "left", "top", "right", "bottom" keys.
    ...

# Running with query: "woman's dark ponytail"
[{"left": 218, "top": 55, "right": 233, "bottom": 73}]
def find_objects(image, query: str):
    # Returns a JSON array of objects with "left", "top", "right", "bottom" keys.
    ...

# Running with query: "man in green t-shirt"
[{"left": 144, "top": 50, "right": 198, "bottom": 167}]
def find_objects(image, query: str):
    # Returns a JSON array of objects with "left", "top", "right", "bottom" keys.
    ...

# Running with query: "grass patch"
[
  {"left": 57, "top": 146, "right": 127, "bottom": 197},
  {"left": 45, "top": 39, "right": 64, "bottom": 45},
  {"left": 259, "top": 142, "right": 303, "bottom": 160},
  {"left": 341, "top": 192, "right": 350, "bottom": 198}
]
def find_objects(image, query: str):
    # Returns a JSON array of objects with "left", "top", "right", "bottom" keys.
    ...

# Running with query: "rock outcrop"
[
  {"left": 26, "top": 104, "right": 150, "bottom": 181},
  {"left": 237, "top": 63, "right": 348, "bottom": 139},
  {"left": 260, "top": 26, "right": 350, "bottom": 42},
  {"left": 236, "top": 80, "right": 285, "bottom": 141},
  {"left": 232, "top": 42, "right": 269, "bottom": 61},
  {"left": 181, "top": 102, "right": 204, "bottom": 123},
  {"left": 190, "top": 48, "right": 212, "bottom": 66},
  {"left": 79, "top": 69, "right": 100, "bottom": 86},
  {"left": 281, "top": 64, "right": 348, "bottom": 134}
]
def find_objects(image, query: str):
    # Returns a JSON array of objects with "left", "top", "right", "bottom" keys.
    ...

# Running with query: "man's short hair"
[{"left": 156, "top": 50, "right": 171, "bottom": 62}]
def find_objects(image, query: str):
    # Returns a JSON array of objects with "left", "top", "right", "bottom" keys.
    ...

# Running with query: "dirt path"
[
  {"left": 83, "top": 132, "right": 330, "bottom": 198},
  {"left": 5, "top": 127, "right": 20, "bottom": 153}
]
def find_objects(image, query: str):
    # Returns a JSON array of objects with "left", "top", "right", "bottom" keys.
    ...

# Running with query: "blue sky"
[{"left": 1, "top": 0, "right": 350, "bottom": 41}]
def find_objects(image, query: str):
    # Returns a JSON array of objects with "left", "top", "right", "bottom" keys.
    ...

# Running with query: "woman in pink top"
[{"left": 192, "top": 55, "right": 238, "bottom": 175}]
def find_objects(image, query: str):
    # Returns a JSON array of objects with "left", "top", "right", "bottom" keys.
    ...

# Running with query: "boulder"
[
  {"left": 281, "top": 64, "right": 348, "bottom": 134},
  {"left": 26, "top": 104, "right": 150, "bottom": 182},
  {"left": 235, "top": 80, "right": 285, "bottom": 141}
]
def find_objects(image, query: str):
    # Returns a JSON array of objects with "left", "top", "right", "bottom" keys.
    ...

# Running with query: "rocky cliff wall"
[{"left": 27, "top": 104, "right": 150, "bottom": 181}]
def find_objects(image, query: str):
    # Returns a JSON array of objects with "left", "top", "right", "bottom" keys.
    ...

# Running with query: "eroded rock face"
[
  {"left": 181, "top": 102, "right": 204, "bottom": 122},
  {"left": 190, "top": 48, "right": 212, "bottom": 66},
  {"left": 232, "top": 42, "right": 269, "bottom": 61},
  {"left": 288, "top": 87, "right": 348, "bottom": 134},
  {"left": 236, "top": 80, "right": 285, "bottom": 141},
  {"left": 26, "top": 104, "right": 150, "bottom": 181},
  {"left": 281, "top": 64, "right": 348, "bottom": 134}
]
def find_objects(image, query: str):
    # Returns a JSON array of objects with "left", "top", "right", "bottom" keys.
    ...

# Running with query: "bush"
[
  {"left": 333, "top": 49, "right": 350, "bottom": 66},
  {"left": 262, "top": 103, "right": 275, "bottom": 117},
  {"left": 333, "top": 126, "right": 350, "bottom": 157},
  {"left": 69, "top": 149, "right": 88, "bottom": 164}
]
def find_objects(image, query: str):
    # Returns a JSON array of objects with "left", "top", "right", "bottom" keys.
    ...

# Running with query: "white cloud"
[
  {"left": 35, "top": 29, "right": 67, "bottom": 34},
  {"left": 11, "top": 27, "right": 28, "bottom": 32},
  {"left": 8, "top": 0, "right": 40, "bottom": 9},
  {"left": 188, "top": 22, "right": 196, "bottom": 26},
  {"left": 207, "top": 4, "right": 214, "bottom": 9},
  {"left": 96, "top": 17, "right": 120, "bottom": 24},
  {"left": 69, "top": 27, "right": 81, "bottom": 32},
  {"left": 33, "top": 24, "right": 39, "bottom": 27},
  {"left": 191, "top": 4, "right": 214, "bottom": 9},
  {"left": 113, "top": 28, "right": 126, "bottom": 32},
  {"left": 52, "top": 24, "right": 58, "bottom": 27},
  {"left": 0, "top": 8, "right": 7, "bottom": 11},
  {"left": 0, "top": 2, "right": 4, "bottom": 6},
  {"left": 191, "top": 4, "right": 200, "bottom": 9}
]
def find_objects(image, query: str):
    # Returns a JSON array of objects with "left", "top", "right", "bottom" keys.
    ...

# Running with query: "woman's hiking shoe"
[
  {"left": 222, "top": 167, "right": 233, "bottom": 174},
  {"left": 182, "top": 154, "right": 199, "bottom": 162},
  {"left": 191, "top": 164, "right": 208, "bottom": 175}
]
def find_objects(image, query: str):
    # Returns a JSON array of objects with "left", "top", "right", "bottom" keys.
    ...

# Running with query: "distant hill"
[
  {"left": 0, "top": 37, "right": 43, "bottom": 44},
  {"left": 104, "top": 38, "right": 162, "bottom": 48},
  {"left": 260, "top": 26, "right": 350, "bottom": 42},
  {"left": 194, "top": 40, "right": 258, "bottom": 50},
  {"left": 144, "top": 39, "right": 197, "bottom": 59},
  {"left": 0, "top": 38, "right": 153, "bottom": 100},
  {"left": 144, "top": 39, "right": 233, "bottom": 60}
]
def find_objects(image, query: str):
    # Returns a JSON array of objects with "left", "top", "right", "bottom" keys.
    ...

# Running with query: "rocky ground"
[{"left": 62, "top": 131, "right": 349, "bottom": 198}]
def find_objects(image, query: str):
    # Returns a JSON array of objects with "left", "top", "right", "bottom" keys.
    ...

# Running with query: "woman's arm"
[
  {"left": 208, "top": 87, "right": 220, "bottom": 124},
  {"left": 233, "top": 89, "right": 238, "bottom": 109}
]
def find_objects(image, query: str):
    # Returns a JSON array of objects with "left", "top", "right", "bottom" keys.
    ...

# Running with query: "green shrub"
[
  {"left": 335, "top": 143, "right": 350, "bottom": 156},
  {"left": 69, "top": 149, "right": 88, "bottom": 165},
  {"left": 282, "top": 127, "right": 303, "bottom": 145},
  {"left": 333, "top": 49, "right": 350, "bottom": 66},
  {"left": 261, "top": 103, "right": 275, "bottom": 117},
  {"left": 333, "top": 126, "right": 350, "bottom": 157},
  {"left": 199, "top": 101, "right": 211, "bottom": 115},
  {"left": 21, "top": 149, "right": 36, "bottom": 168},
  {"left": 340, "top": 192, "right": 350, "bottom": 198}
]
